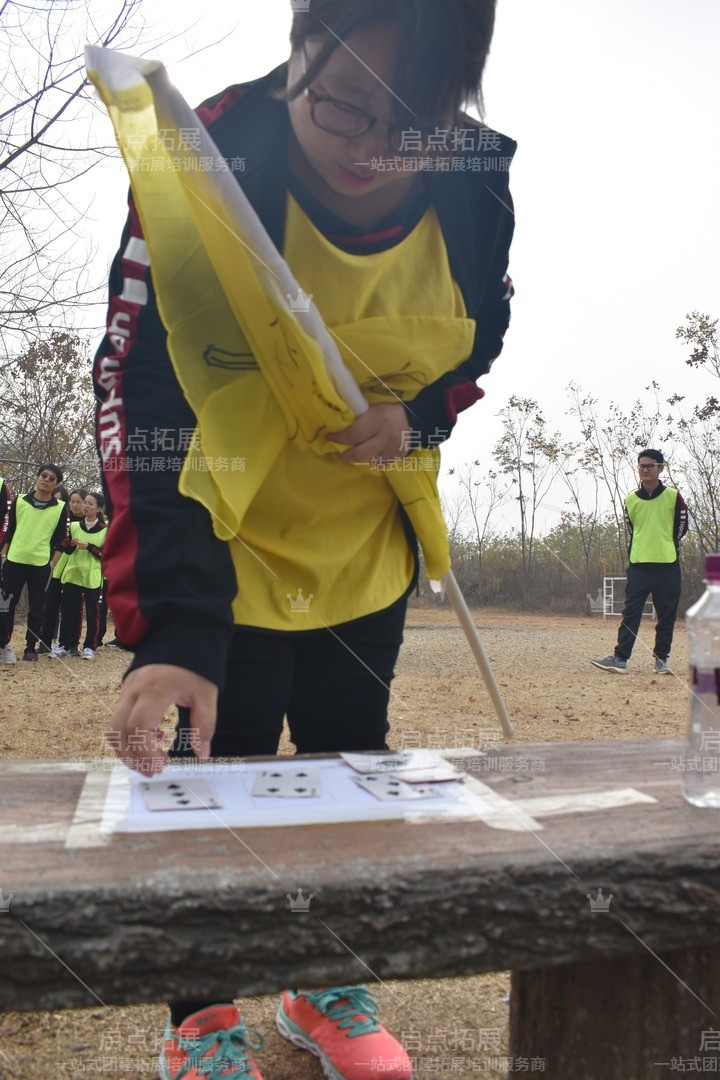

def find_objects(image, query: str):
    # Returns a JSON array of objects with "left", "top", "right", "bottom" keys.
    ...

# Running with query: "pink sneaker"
[
  {"left": 159, "top": 1004, "right": 265, "bottom": 1079},
  {"left": 276, "top": 985, "right": 412, "bottom": 1079}
]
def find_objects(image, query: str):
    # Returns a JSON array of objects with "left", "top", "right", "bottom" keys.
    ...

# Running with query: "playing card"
[
  {"left": 341, "top": 750, "right": 462, "bottom": 783},
  {"left": 353, "top": 774, "right": 442, "bottom": 802},
  {"left": 251, "top": 769, "right": 320, "bottom": 798},
  {"left": 392, "top": 765, "right": 463, "bottom": 783},
  {"left": 140, "top": 778, "right": 222, "bottom": 812},
  {"left": 341, "top": 752, "right": 413, "bottom": 774}
]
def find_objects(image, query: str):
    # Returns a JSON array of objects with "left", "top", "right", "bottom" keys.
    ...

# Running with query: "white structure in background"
[{"left": 600, "top": 576, "right": 654, "bottom": 620}]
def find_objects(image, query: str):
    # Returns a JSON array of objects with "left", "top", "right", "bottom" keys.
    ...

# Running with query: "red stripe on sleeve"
[
  {"left": 195, "top": 87, "right": 246, "bottom": 127},
  {"left": 94, "top": 200, "right": 151, "bottom": 646}
]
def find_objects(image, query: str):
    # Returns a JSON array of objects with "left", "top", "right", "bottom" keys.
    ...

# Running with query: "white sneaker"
[
  {"left": 49, "top": 646, "right": 70, "bottom": 659},
  {"left": 1, "top": 644, "right": 16, "bottom": 664},
  {"left": 82, "top": 647, "right": 94, "bottom": 660}
]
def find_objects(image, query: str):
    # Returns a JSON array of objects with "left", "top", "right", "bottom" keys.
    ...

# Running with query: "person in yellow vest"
[
  {"left": 592, "top": 449, "right": 688, "bottom": 675},
  {"left": 0, "top": 473, "right": 13, "bottom": 663},
  {"left": 53, "top": 493, "right": 107, "bottom": 660},
  {"left": 94, "top": 2, "right": 514, "bottom": 1077},
  {"left": 0, "top": 463, "right": 69, "bottom": 662},
  {"left": 39, "top": 489, "right": 88, "bottom": 656}
]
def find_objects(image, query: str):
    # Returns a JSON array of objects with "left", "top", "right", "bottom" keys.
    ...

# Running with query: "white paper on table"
[{"left": 100, "top": 758, "right": 491, "bottom": 834}]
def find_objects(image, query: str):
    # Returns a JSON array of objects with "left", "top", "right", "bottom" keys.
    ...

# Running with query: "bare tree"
[
  {"left": 567, "top": 384, "right": 666, "bottom": 569},
  {"left": 0, "top": 331, "right": 97, "bottom": 491},
  {"left": 0, "top": 1, "right": 144, "bottom": 354},
  {"left": 549, "top": 437, "right": 603, "bottom": 594},
  {"left": 446, "top": 461, "right": 510, "bottom": 587},
  {"left": 494, "top": 396, "right": 557, "bottom": 602}
]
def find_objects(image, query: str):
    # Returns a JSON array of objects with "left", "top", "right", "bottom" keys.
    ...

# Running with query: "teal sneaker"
[{"left": 160, "top": 1004, "right": 265, "bottom": 1079}]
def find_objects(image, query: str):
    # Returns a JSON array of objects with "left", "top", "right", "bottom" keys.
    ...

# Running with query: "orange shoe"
[
  {"left": 160, "top": 1004, "right": 265, "bottom": 1079},
  {"left": 276, "top": 986, "right": 412, "bottom": 1079}
]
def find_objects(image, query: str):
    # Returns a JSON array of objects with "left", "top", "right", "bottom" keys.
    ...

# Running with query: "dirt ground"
[{"left": 0, "top": 605, "right": 689, "bottom": 1079}]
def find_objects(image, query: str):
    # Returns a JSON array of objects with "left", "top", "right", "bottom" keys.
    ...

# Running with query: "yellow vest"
[
  {"left": 626, "top": 487, "right": 679, "bottom": 563},
  {"left": 224, "top": 197, "right": 470, "bottom": 628},
  {"left": 61, "top": 521, "right": 107, "bottom": 590},
  {"left": 7, "top": 497, "right": 64, "bottom": 567}
]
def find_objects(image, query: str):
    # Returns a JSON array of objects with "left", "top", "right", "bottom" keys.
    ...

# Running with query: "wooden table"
[{"left": 1, "top": 738, "right": 718, "bottom": 1078}]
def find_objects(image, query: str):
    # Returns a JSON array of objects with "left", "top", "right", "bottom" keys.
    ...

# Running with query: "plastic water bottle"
[{"left": 683, "top": 554, "right": 720, "bottom": 807}]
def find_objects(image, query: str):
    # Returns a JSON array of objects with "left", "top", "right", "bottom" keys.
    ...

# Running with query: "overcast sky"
[{"left": 83, "top": 0, "right": 720, "bottom": 527}]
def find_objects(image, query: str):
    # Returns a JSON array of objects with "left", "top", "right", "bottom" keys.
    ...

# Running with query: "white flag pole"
[{"left": 442, "top": 572, "right": 514, "bottom": 737}]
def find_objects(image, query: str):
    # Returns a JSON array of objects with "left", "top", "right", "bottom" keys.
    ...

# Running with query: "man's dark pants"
[
  {"left": 615, "top": 561, "right": 682, "bottom": 662},
  {"left": 1, "top": 561, "right": 51, "bottom": 650}
]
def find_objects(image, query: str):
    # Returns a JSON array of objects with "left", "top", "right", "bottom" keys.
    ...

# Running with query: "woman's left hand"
[{"left": 328, "top": 403, "right": 412, "bottom": 466}]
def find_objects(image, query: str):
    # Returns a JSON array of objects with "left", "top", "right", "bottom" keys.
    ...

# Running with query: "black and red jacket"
[
  {"left": 93, "top": 64, "right": 517, "bottom": 687},
  {"left": 0, "top": 478, "right": 11, "bottom": 549}
]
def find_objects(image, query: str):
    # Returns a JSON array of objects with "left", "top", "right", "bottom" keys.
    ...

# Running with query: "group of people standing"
[{"left": 0, "top": 463, "right": 112, "bottom": 663}]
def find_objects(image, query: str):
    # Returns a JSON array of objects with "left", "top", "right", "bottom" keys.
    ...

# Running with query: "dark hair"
[
  {"left": 638, "top": 448, "right": 665, "bottom": 465},
  {"left": 37, "top": 462, "right": 63, "bottom": 484},
  {"left": 69, "top": 488, "right": 88, "bottom": 501},
  {"left": 287, "top": 0, "right": 497, "bottom": 124},
  {"left": 53, "top": 486, "right": 69, "bottom": 502}
]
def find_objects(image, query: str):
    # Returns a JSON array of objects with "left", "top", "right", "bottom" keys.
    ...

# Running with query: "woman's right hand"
[{"left": 107, "top": 664, "right": 218, "bottom": 775}]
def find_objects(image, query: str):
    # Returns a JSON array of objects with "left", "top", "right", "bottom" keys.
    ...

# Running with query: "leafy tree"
[{"left": 676, "top": 311, "right": 719, "bottom": 415}]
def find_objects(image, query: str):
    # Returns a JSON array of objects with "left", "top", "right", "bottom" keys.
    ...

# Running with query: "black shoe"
[
  {"left": 68, "top": 647, "right": 81, "bottom": 657},
  {"left": 23, "top": 647, "right": 38, "bottom": 662},
  {"left": 104, "top": 638, "right": 128, "bottom": 651},
  {"left": 37, "top": 642, "right": 51, "bottom": 655}
]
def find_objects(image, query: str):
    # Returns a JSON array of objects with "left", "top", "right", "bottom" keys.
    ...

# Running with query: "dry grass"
[{"left": 0, "top": 605, "right": 687, "bottom": 1079}]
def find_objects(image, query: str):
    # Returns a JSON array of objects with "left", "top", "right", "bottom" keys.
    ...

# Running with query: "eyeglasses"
[
  {"left": 39, "top": 472, "right": 58, "bottom": 481},
  {"left": 638, "top": 463, "right": 660, "bottom": 470},
  {"left": 300, "top": 50, "right": 436, "bottom": 154}
]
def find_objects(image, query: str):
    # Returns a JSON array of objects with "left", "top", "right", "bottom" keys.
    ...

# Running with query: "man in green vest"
[
  {"left": 0, "top": 463, "right": 69, "bottom": 662},
  {"left": 0, "top": 473, "right": 12, "bottom": 662},
  {"left": 592, "top": 449, "right": 688, "bottom": 675}
]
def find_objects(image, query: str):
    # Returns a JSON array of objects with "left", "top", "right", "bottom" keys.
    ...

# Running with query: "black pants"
[
  {"left": 0, "top": 561, "right": 50, "bottom": 650},
  {"left": 60, "top": 583, "right": 102, "bottom": 651},
  {"left": 172, "top": 598, "right": 407, "bottom": 759},
  {"left": 169, "top": 598, "right": 407, "bottom": 1024},
  {"left": 40, "top": 578, "right": 84, "bottom": 650},
  {"left": 615, "top": 562, "right": 682, "bottom": 661},
  {"left": 97, "top": 581, "right": 108, "bottom": 646}
]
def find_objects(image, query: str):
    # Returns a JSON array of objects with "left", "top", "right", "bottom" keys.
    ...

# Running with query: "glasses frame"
[
  {"left": 638, "top": 463, "right": 661, "bottom": 471},
  {"left": 299, "top": 49, "right": 431, "bottom": 154}
]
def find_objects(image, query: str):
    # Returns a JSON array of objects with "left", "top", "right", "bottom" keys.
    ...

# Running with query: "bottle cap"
[{"left": 707, "top": 554, "right": 720, "bottom": 582}]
